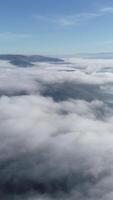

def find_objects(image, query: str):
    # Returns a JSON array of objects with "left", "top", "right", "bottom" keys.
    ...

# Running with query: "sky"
[{"left": 0, "top": 0, "right": 113, "bottom": 55}]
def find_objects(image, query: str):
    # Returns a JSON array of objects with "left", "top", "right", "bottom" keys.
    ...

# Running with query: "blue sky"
[{"left": 0, "top": 0, "right": 113, "bottom": 55}]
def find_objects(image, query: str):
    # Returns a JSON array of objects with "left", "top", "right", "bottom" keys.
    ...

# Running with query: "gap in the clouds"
[
  {"left": 40, "top": 81, "right": 112, "bottom": 104},
  {"left": 0, "top": 90, "right": 30, "bottom": 97}
]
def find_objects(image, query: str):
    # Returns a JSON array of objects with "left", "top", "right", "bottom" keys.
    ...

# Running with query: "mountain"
[
  {"left": 0, "top": 54, "right": 64, "bottom": 67},
  {"left": 75, "top": 52, "right": 113, "bottom": 59}
]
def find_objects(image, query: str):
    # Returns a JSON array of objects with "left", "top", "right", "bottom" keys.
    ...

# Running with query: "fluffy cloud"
[{"left": 0, "top": 58, "right": 113, "bottom": 199}]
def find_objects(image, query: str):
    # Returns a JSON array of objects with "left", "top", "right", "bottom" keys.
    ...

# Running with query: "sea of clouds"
[{"left": 0, "top": 57, "right": 113, "bottom": 199}]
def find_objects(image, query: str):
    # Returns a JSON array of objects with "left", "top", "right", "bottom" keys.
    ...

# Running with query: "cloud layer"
[{"left": 0, "top": 57, "right": 113, "bottom": 199}]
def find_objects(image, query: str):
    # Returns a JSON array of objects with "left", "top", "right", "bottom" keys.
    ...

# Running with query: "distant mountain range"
[
  {"left": 75, "top": 53, "right": 113, "bottom": 59},
  {"left": 0, "top": 54, "right": 64, "bottom": 67}
]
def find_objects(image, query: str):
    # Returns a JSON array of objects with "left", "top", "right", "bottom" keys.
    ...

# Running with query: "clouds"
[
  {"left": 0, "top": 32, "right": 31, "bottom": 40},
  {"left": 34, "top": 6, "right": 113, "bottom": 27},
  {"left": 0, "top": 57, "right": 113, "bottom": 199},
  {"left": 100, "top": 7, "right": 113, "bottom": 13}
]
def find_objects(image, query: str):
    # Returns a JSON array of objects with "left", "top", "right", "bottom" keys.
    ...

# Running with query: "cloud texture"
[{"left": 0, "top": 57, "right": 113, "bottom": 199}]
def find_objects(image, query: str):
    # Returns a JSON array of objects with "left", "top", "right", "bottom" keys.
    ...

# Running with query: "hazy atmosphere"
[{"left": 0, "top": 1, "right": 113, "bottom": 200}]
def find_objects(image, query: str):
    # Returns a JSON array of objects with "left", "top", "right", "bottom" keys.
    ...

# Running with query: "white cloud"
[
  {"left": 0, "top": 32, "right": 31, "bottom": 40},
  {"left": 34, "top": 6, "right": 113, "bottom": 27},
  {"left": 100, "top": 6, "right": 113, "bottom": 13},
  {"left": 0, "top": 58, "right": 113, "bottom": 199}
]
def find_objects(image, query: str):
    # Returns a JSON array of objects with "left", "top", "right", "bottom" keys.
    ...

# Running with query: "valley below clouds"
[{"left": 0, "top": 56, "right": 113, "bottom": 200}]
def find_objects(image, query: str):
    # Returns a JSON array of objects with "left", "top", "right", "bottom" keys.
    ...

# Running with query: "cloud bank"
[{"left": 0, "top": 57, "right": 113, "bottom": 199}]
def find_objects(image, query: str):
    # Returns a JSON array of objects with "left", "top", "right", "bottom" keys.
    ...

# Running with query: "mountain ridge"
[{"left": 0, "top": 54, "right": 64, "bottom": 67}]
